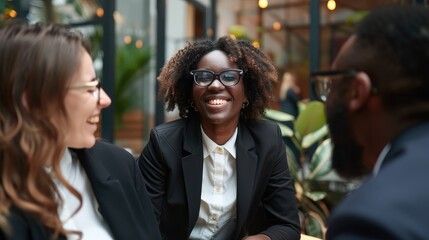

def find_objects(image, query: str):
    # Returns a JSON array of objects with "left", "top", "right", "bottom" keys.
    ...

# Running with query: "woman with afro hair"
[{"left": 138, "top": 36, "right": 300, "bottom": 240}]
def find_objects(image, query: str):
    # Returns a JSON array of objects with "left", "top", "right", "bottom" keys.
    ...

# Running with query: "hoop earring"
[
  {"left": 242, "top": 100, "right": 249, "bottom": 109},
  {"left": 190, "top": 101, "right": 198, "bottom": 112}
]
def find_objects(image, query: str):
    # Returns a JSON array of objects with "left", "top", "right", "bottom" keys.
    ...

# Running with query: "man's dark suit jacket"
[
  {"left": 138, "top": 116, "right": 300, "bottom": 240},
  {"left": 326, "top": 122, "right": 429, "bottom": 240},
  {"left": 0, "top": 141, "right": 161, "bottom": 240}
]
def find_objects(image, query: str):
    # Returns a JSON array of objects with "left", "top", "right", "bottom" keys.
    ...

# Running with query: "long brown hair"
[{"left": 0, "top": 23, "right": 88, "bottom": 239}]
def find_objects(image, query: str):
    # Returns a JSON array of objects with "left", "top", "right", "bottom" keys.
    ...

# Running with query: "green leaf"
[
  {"left": 228, "top": 25, "right": 251, "bottom": 40},
  {"left": 294, "top": 101, "right": 326, "bottom": 142},
  {"left": 344, "top": 11, "right": 369, "bottom": 25},
  {"left": 304, "top": 191, "right": 327, "bottom": 202},
  {"left": 265, "top": 108, "right": 295, "bottom": 122},
  {"left": 304, "top": 211, "right": 326, "bottom": 238},
  {"left": 277, "top": 122, "right": 294, "bottom": 137},
  {"left": 264, "top": 108, "right": 294, "bottom": 137},
  {"left": 308, "top": 139, "right": 332, "bottom": 180},
  {"left": 286, "top": 145, "right": 299, "bottom": 181},
  {"left": 301, "top": 125, "right": 329, "bottom": 149}
]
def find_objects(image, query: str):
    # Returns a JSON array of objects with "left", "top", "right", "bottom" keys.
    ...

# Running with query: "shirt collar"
[
  {"left": 372, "top": 144, "right": 391, "bottom": 176},
  {"left": 201, "top": 126, "right": 238, "bottom": 158}
]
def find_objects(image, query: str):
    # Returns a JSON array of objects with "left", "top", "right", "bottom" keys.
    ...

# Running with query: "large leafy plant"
[
  {"left": 265, "top": 101, "right": 358, "bottom": 238},
  {"left": 115, "top": 42, "right": 151, "bottom": 126}
]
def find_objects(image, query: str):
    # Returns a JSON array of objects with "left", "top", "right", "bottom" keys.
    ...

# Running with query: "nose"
[
  {"left": 208, "top": 78, "right": 225, "bottom": 88},
  {"left": 99, "top": 89, "right": 112, "bottom": 108}
]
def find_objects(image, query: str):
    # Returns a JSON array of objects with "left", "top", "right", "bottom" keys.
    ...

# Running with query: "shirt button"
[
  {"left": 216, "top": 146, "right": 223, "bottom": 153},
  {"left": 210, "top": 215, "right": 218, "bottom": 221},
  {"left": 215, "top": 187, "right": 221, "bottom": 193}
]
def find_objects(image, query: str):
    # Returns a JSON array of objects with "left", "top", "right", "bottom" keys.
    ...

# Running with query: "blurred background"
[{"left": 1, "top": 0, "right": 426, "bottom": 238}]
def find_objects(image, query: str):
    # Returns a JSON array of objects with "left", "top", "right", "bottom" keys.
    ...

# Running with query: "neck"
[
  {"left": 201, "top": 123, "right": 238, "bottom": 145},
  {"left": 354, "top": 110, "right": 415, "bottom": 170}
]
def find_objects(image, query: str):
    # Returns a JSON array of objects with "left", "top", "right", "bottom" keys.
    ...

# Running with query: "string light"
[
  {"left": 252, "top": 41, "right": 260, "bottom": 48},
  {"left": 327, "top": 0, "right": 336, "bottom": 11},
  {"left": 8, "top": 9, "right": 17, "bottom": 18},
  {"left": 96, "top": 8, "right": 104, "bottom": 17},
  {"left": 258, "top": 0, "right": 268, "bottom": 9},
  {"left": 123, "top": 35, "right": 132, "bottom": 45},
  {"left": 135, "top": 39, "right": 144, "bottom": 48},
  {"left": 273, "top": 22, "right": 281, "bottom": 31}
]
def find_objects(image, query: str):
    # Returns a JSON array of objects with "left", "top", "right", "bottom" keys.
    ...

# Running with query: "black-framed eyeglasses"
[
  {"left": 310, "top": 70, "right": 357, "bottom": 102},
  {"left": 190, "top": 69, "right": 243, "bottom": 87},
  {"left": 69, "top": 78, "right": 101, "bottom": 103}
]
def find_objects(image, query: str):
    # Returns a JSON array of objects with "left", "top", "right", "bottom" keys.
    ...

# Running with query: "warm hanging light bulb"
[
  {"left": 123, "top": 35, "right": 132, "bottom": 45},
  {"left": 96, "top": 8, "right": 104, "bottom": 17},
  {"left": 273, "top": 22, "right": 281, "bottom": 31},
  {"left": 258, "top": 0, "right": 268, "bottom": 9},
  {"left": 252, "top": 41, "right": 260, "bottom": 48},
  {"left": 135, "top": 39, "right": 144, "bottom": 48},
  {"left": 327, "top": 0, "right": 336, "bottom": 11},
  {"left": 8, "top": 9, "right": 17, "bottom": 18}
]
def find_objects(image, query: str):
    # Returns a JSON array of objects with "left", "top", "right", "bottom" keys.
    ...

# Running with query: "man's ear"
[{"left": 348, "top": 72, "right": 372, "bottom": 111}]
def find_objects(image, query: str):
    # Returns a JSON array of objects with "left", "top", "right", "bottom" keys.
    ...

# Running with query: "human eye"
[
  {"left": 85, "top": 80, "right": 99, "bottom": 92},
  {"left": 195, "top": 71, "right": 213, "bottom": 83},
  {"left": 87, "top": 86, "right": 97, "bottom": 93},
  {"left": 221, "top": 71, "right": 239, "bottom": 82}
]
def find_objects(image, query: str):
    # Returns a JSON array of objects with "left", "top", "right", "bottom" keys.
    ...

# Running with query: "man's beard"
[{"left": 327, "top": 101, "right": 370, "bottom": 179}]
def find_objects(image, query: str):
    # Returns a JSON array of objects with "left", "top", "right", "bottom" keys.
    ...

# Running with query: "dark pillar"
[
  {"left": 142, "top": 0, "right": 151, "bottom": 143},
  {"left": 257, "top": 5, "right": 263, "bottom": 45},
  {"left": 210, "top": 0, "right": 217, "bottom": 40},
  {"left": 11, "top": 0, "right": 29, "bottom": 20},
  {"left": 309, "top": 0, "right": 320, "bottom": 100},
  {"left": 155, "top": 0, "right": 166, "bottom": 126},
  {"left": 100, "top": 0, "right": 116, "bottom": 142},
  {"left": 413, "top": 0, "right": 426, "bottom": 5}
]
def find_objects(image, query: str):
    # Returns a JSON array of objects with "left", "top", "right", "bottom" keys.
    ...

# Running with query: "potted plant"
[{"left": 265, "top": 101, "right": 359, "bottom": 238}]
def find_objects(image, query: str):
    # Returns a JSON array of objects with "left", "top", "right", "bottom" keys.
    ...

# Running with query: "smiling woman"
[
  {"left": 0, "top": 23, "right": 160, "bottom": 240},
  {"left": 138, "top": 36, "right": 300, "bottom": 240}
]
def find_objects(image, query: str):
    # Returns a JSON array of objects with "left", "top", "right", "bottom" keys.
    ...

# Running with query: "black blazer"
[
  {"left": 1, "top": 141, "right": 161, "bottom": 240},
  {"left": 138, "top": 117, "right": 300, "bottom": 240},
  {"left": 0, "top": 206, "right": 67, "bottom": 240},
  {"left": 326, "top": 122, "right": 429, "bottom": 240}
]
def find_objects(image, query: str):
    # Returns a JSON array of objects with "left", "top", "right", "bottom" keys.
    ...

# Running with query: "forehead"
[
  {"left": 197, "top": 50, "right": 238, "bottom": 70},
  {"left": 72, "top": 49, "right": 95, "bottom": 84},
  {"left": 332, "top": 35, "right": 356, "bottom": 70}
]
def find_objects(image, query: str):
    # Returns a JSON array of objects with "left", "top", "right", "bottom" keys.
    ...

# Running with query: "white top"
[
  {"left": 189, "top": 127, "right": 238, "bottom": 240},
  {"left": 50, "top": 148, "right": 114, "bottom": 240},
  {"left": 372, "top": 144, "right": 391, "bottom": 176}
]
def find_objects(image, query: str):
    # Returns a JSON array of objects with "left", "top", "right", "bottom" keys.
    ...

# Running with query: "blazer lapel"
[
  {"left": 73, "top": 148, "right": 143, "bottom": 240},
  {"left": 381, "top": 122, "right": 429, "bottom": 169},
  {"left": 182, "top": 117, "right": 205, "bottom": 234},
  {"left": 235, "top": 123, "right": 258, "bottom": 230}
]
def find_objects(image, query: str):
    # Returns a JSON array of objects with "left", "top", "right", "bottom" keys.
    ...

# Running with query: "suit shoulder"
[
  {"left": 153, "top": 118, "right": 187, "bottom": 130},
  {"left": 150, "top": 118, "right": 187, "bottom": 136},
  {"left": 245, "top": 119, "right": 280, "bottom": 133},
  {"left": 92, "top": 141, "right": 134, "bottom": 158}
]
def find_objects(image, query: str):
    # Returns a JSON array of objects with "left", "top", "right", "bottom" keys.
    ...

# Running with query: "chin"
[{"left": 68, "top": 137, "right": 96, "bottom": 149}]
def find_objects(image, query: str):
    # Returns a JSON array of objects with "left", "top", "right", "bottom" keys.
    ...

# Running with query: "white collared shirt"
[
  {"left": 189, "top": 127, "right": 238, "bottom": 240},
  {"left": 49, "top": 148, "right": 113, "bottom": 240},
  {"left": 372, "top": 144, "right": 391, "bottom": 176}
]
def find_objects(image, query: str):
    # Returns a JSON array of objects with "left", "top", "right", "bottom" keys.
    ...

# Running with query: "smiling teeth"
[
  {"left": 208, "top": 99, "right": 227, "bottom": 105},
  {"left": 88, "top": 116, "right": 99, "bottom": 124}
]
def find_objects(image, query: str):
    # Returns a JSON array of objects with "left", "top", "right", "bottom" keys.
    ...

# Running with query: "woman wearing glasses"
[
  {"left": 138, "top": 36, "right": 300, "bottom": 240},
  {"left": 0, "top": 23, "right": 160, "bottom": 239}
]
